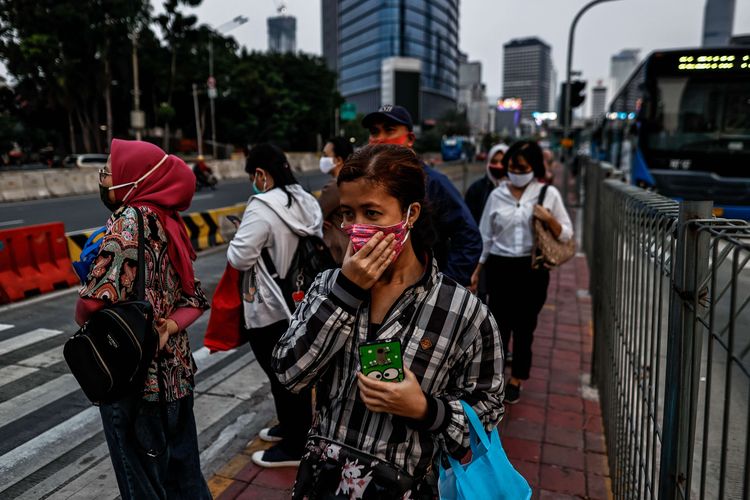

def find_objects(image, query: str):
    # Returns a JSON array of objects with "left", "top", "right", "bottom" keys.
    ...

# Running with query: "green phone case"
[{"left": 358, "top": 340, "right": 404, "bottom": 383}]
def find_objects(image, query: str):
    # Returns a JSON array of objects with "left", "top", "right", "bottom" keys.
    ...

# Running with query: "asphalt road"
[{"left": 0, "top": 171, "right": 331, "bottom": 232}]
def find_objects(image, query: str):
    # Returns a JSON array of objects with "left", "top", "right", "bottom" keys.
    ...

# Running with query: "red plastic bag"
[{"left": 204, "top": 264, "right": 244, "bottom": 352}]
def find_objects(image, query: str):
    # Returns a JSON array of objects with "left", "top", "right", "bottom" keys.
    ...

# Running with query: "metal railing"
[{"left": 582, "top": 158, "right": 750, "bottom": 499}]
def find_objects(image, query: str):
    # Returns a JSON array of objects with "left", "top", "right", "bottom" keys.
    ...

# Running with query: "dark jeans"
[
  {"left": 243, "top": 319, "right": 313, "bottom": 457},
  {"left": 99, "top": 392, "right": 211, "bottom": 500},
  {"left": 486, "top": 255, "right": 550, "bottom": 380}
]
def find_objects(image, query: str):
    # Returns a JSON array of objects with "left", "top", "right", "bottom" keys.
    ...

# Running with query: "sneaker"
[
  {"left": 259, "top": 424, "right": 284, "bottom": 443},
  {"left": 504, "top": 383, "right": 521, "bottom": 405},
  {"left": 251, "top": 444, "right": 301, "bottom": 468}
]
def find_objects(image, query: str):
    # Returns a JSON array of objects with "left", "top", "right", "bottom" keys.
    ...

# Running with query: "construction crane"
[{"left": 272, "top": 0, "right": 289, "bottom": 16}]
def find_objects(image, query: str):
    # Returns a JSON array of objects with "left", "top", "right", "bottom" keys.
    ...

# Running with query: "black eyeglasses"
[{"left": 98, "top": 168, "right": 112, "bottom": 182}]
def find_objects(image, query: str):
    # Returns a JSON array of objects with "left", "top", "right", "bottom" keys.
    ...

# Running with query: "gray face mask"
[{"left": 508, "top": 172, "right": 534, "bottom": 188}]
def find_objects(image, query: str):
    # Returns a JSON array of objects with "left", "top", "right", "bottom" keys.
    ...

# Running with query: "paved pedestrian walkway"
[{"left": 207, "top": 255, "right": 612, "bottom": 499}]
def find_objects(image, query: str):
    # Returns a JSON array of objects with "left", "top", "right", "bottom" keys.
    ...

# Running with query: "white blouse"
[{"left": 478, "top": 180, "right": 573, "bottom": 263}]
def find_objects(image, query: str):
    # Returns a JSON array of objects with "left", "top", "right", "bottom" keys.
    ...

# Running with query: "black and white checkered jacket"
[{"left": 272, "top": 259, "right": 505, "bottom": 478}]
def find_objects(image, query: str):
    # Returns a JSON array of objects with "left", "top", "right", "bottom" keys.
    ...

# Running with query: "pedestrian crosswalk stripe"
[
  {"left": 0, "top": 344, "right": 253, "bottom": 497},
  {"left": 0, "top": 374, "right": 78, "bottom": 425},
  {"left": 0, "top": 365, "right": 38, "bottom": 388},
  {"left": 32, "top": 357, "right": 264, "bottom": 499},
  {"left": 18, "top": 344, "right": 64, "bottom": 368},
  {"left": 0, "top": 328, "right": 62, "bottom": 356},
  {"left": 0, "top": 324, "right": 13, "bottom": 333},
  {"left": 0, "top": 407, "right": 100, "bottom": 494}
]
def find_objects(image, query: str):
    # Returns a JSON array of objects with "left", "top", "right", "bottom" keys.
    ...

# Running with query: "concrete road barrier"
[
  {"left": 21, "top": 172, "right": 50, "bottom": 199},
  {"left": 0, "top": 172, "right": 26, "bottom": 202}
]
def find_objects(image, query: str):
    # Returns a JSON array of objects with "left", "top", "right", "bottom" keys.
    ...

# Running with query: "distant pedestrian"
[
  {"left": 542, "top": 148, "right": 557, "bottom": 184},
  {"left": 318, "top": 137, "right": 354, "bottom": 265},
  {"left": 363, "top": 104, "right": 482, "bottom": 286},
  {"left": 227, "top": 143, "right": 323, "bottom": 468},
  {"left": 273, "top": 144, "right": 504, "bottom": 499},
  {"left": 465, "top": 143, "right": 508, "bottom": 224},
  {"left": 472, "top": 140, "right": 573, "bottom": 405},
  {"left": 75, "top": 139, "right": 211, "bottom": 500}
]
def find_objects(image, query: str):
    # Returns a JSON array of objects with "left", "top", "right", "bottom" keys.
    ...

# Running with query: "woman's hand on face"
[
  {"left": 155, "top": 318, "right": 179, "bottom": 350},
  {"left": 357, "top": 367, "right": 428, "bottom": 420},
  {"left": 533, "top": 204, "right": 553, "bottom": 223},
  {"left": 341, "top": 232, "right": 396, "bottom": 290}
]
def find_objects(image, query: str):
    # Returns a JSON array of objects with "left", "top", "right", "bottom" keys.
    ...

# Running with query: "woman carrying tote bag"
[
  {"left": 471, "top": 140, "right": 573, "bottom": 406},
  {"left": 74, "top": 139, "right": 211, "bottom": 500}
]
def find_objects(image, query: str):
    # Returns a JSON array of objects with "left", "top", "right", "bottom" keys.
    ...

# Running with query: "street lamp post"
[
  {"left": 562, "top": 0, "right": 623, "bottom": 203},
  {"left": 207, "top": 16, "right": 248, "bottom": 159}
]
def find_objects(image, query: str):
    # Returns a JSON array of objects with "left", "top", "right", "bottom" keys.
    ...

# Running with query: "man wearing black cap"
[{"left": 361, "top": 105, "right": 482, "bottom": 286}]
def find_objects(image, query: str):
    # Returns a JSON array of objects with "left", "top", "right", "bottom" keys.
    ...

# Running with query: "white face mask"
[
  {"left": 508, "top": 172, "right": 534, "bottom": 188},
  {"left": 319, "top": 156, "right": 335, "bottom": 175}
]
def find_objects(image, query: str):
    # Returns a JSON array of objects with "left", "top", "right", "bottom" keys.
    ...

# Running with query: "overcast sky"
[{"left": 174, "top": 0, "right": 750, "bottom": 101}]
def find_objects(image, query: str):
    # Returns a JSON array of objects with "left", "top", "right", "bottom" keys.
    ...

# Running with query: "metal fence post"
[{"left": 658, "top": 200, "right": 712, "bottom": 499}]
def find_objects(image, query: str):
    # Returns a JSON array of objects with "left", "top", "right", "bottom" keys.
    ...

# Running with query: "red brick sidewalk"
[{"left": 208, "top": 255, "right": 611, "bottom": 499}]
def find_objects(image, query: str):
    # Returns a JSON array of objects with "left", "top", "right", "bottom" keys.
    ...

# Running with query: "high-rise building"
[
  {"left": 321, "top": 0, "right": 338, "bottom": 71},
  {"left": 703, "top": 0, "right": 736, "bottom": 47},
  {"left": 591, "top": 81, "right": 607, "bottom": 118},
  {"left": 268, "top": 14, "right": 296, "bottom": 53},
  {"left": 610, "top": 49, "right": 640, "bottom": 94},
  {"left": 321, "top": 0, "right": 460, "bottom": 122},
  {"left": 458, "top": 53, "right": 488, "bottom": 134},
  {"left": 502, "top": 37, "right": 553, "bottom": 119}
]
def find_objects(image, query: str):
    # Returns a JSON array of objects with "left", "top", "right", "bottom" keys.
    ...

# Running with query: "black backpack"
[
  {"left": 64, "top": 208, "right": 157, "bottom": 405},
  {"left": 261, "top": 235, "right": 336, "bottom": 313}
]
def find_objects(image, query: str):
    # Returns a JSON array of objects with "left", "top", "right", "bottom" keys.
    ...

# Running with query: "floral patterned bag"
[{"left": 292, "top": 436, "right": 433, "bottom": 500}]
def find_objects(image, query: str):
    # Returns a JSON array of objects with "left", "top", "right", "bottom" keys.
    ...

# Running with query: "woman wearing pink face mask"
[{"left": 272, "top": 144, "right": 504, "bottom": 499}]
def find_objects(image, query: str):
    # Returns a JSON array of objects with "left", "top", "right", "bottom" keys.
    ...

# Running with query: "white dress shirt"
[{"left": 478, "top": 180, "right": 573, "bottom": 263}]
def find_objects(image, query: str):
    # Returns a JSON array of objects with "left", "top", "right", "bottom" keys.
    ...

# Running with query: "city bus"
[{"left": 593, "top": 48, "right": 750, "bottom": 218}]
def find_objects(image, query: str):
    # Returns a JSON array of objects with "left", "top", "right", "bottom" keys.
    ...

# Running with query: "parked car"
[
  {"left": 62, "top": 155, "right": 79, "bottom": 168},
  {"left": 75, "top": 154, "right": 108, "bottom": 168}
]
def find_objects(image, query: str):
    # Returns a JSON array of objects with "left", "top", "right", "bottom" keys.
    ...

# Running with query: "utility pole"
[
  {"left": 207, "top": 15, "right": 248, "bottom": 159},
  {"left": 130, "top": 30, "right": 144, "bottom": 141},
  {"left": 208, "top": 39, "right": 217, "bottom": 159},
  {"left": 192, "top": 83, "right": 203, "bottom": 157}
]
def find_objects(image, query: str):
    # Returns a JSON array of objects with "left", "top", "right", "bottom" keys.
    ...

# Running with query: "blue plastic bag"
[
  {"left": 72, "top": 227, "right": 107, "bottom": 284},
  {"left": 438, "top": 401, "right": 532, "bottom": 500}
]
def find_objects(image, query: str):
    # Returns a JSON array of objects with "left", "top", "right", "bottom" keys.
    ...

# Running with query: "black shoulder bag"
[{"left": 64, "top": 208, "right": 157, "bottom": 405}]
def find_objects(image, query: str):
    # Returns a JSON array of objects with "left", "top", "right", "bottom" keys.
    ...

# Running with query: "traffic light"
[{"left": 570, "top": 80, "right": 586, "bottom": 108}]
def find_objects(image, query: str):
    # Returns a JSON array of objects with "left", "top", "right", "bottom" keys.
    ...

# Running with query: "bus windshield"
[{"left": 646, "top": 76, "right": 750, "bottom": 153}]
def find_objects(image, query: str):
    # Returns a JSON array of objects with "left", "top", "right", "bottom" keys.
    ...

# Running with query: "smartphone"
[{"left": 358, "top": 340, "right": 404, "bottom": 383}]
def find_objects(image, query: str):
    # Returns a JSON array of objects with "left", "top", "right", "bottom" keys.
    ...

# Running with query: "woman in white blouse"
[{"left": 470, "top": 140, "right": 573, "bottom": 404}]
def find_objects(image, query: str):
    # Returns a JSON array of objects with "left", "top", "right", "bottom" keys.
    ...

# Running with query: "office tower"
[
  {"left": 268, "top": 14, "right": 296, "bottom": 53},
  {"left": 703, "top": 0, "right": 736, "bottom": 47},
  {"left": 321, "top": 0, "right": 460, "bottom": 122},
  {"left": 458, "top": 53, "right": 489, "bottom": 134},
  {"left": 502, "top": 37, "right": 553, "bottom": 119},
  {"left": 610, "top": 49, "right": 640, "bottom": 94},
  {"left": 591, "top": 81, "right": 607, "bottom": 118}
]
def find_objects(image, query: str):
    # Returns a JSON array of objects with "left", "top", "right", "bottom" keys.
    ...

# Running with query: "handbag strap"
[
  {"left": 460, "top": 401, "right": 491, "bottom": 450},
  {"left": 132, "top": 207, "right": 146, "bottom": 302},
  {"left": 537, "top": 183, "right": 550, "bottom": 206}
]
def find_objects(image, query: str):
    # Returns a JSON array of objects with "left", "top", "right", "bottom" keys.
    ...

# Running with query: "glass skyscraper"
[{"left": 322, "top": 0, "right": 459, "bottom": 122}]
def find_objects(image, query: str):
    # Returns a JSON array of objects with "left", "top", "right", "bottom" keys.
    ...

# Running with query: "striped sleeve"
[
  {"left": 272, "top": 269, "right": 365, "bottom": 393},
  {"left": 437, "top": 298, "right": 505, "bottom": 456}
]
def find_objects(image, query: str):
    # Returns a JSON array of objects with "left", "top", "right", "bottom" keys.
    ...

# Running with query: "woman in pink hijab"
[{"left": 75, "top": 139, "right": 211, "bottom": 500}]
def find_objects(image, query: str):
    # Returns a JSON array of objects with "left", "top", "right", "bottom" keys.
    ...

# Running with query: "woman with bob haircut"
[
  {"left": 273, "top": 143, "right": 504, "bottom": 499},
  {"left": 472, "top": 140, "right": 573, "bottom": 405}
]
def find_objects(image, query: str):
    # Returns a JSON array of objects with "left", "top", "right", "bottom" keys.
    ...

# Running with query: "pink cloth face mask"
[{"left": 342, "top": 205, "right": 413, "bottom": 257}]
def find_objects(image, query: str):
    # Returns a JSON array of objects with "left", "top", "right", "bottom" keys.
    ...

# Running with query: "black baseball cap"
[{"left": 361, "top": 105, "right": 414, "bottom": 131}]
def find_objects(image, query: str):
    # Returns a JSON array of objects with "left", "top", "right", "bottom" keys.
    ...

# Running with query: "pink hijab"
[{"left": 109, "top": 139, "right": 197, "bottom": 295}]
